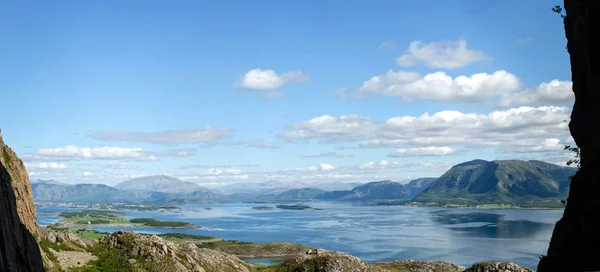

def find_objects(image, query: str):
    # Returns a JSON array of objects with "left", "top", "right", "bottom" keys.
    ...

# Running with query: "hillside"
[
  {"left": 272, "top": 188, "right": 325, "bottom": 201},
  {"left": 413, "top": 159, "right": 576, "bottom": 206},
  {"left": 32, "top": 183, "right": 125, "bottom": 203},
  {"left": 114, "top": 175, "right": 202, "bottom": 194},
  {"left": 317, "top": 178, "right": 436, "bottom": 201}
]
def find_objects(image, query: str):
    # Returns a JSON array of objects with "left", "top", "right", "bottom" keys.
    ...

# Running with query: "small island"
[
  {"left": 275, "top": 204, "right": 312, "bottom": 210},
  {"left": 58, "top": 210, "right": 199, "bottom": 228},
  {"left": 252, "top": 206, "right": 276, "bottom": 211},
  {"left": 253, "top": 204, "right": 323, "bottom": 211}
]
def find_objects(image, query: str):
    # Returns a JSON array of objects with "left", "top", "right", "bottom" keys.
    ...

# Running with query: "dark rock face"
[
  {"left": 539, "top": 1, "right": 600, "bottom": 271},
  {"left": 0, "top": 133, "right": 44, "bottom": 271}
]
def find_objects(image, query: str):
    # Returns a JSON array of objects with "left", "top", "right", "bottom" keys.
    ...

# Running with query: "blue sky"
[{"left": 0, "top": 0, "right": 575, "bottom": 186}]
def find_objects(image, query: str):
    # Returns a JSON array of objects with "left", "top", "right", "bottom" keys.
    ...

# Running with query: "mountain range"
[
  {"left": 30, "top": 159, "right": 577, "bottom": 207},
  {"left": 414, "top": 159, "right": 576, "bottom": 206}
]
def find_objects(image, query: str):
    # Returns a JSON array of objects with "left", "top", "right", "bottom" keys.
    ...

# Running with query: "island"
[
  {"left": 275, "top": 204, "right": 312, "bottom": 210},
  {"left": 57, "top": 210, "right": 199, "bottom": 228},
  {"left": 252, "top": 206, "right": 276, "bottom": 211}
]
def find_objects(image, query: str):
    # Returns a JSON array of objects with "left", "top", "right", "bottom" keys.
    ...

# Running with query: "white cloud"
[
  {"left": 83, "top": 171, "right": 93, "bottom": 177},
  {"left": 385, "top": 70, "right": 521, "bottom": 102},
  {"left": 510, "top": 138, "right": 565, "bottom": 153},
  {"left": 25, "top": 162, "right": 68, "bottom": 170},
  {"left": 359, "top": 160, "right": 402, "bottom": 170},
  {"left": 236, "top": 69, "right": 309, "bottom": 91},
  {"left": 396, "top": 38, "right": 492, "bottom": 69},
  {"left": 358, "top": 70, "right": 421, "bottom": 93},
  {"left": 319, "top": 163, "right": 335, "bottom": 171},
  {"left": 34, "top": 146, "right": 158, "bottom": 161},
  {"left": 88, "top": 127, "right": 234, "bottom": 145},
  {"left": 281, "top": 106, "right": 571, "bottom": 151},
  {"left": 281, "top": 115, "right": 377, "bottom": 143},
  {"left": 389, "top": 146, "right": 457, "bottom": 157},
  {"left": 377, "top": 40, "right": 397, "bottom": 50},
  {"left": 496, "top": 80, "right": 573, "bottom": 107}
]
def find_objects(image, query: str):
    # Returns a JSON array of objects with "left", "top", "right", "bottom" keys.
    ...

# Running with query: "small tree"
[{"left": 564, "top": 145, "right": 580, "bottom": 169}]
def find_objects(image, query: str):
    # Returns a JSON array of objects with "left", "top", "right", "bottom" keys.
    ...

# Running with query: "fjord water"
[{"left": 37, "top": 202, "right": 562, "bottom": 269}]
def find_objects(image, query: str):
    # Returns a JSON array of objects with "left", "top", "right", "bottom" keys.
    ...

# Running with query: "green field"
[
  {"left": 156, "top": 233, "right": 215, "bottom": 242},
  {"left": 73, "top": 229, "right": 109, "bottom": 240}
]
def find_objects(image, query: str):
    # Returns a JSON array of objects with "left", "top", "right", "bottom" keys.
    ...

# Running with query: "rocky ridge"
[
  {"left": 0, "top": 132, "right": 45, "bottom": 271},
  {"left": 94, "top": 230, "right": 256, "bottom": 272}
]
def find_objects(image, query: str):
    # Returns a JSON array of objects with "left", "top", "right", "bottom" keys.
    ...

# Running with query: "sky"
[{"left": 0, "top": 0, "right": 575, "bottom": 186}]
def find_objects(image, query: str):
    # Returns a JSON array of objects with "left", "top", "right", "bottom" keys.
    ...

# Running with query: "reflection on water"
[
  {"left": 36, "top": 202, "right": 562, "bottom": 270},
  {"left": 431, "top": 210, "right": 554, "bottom": 239}
]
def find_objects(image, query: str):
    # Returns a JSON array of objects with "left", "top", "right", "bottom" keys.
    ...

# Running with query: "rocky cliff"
[
  {"left": 539, "top": 1, "right": 600, "bottom": 271},
  {"left": 0, "top": 132, "right": 44, "bottom": 271}
]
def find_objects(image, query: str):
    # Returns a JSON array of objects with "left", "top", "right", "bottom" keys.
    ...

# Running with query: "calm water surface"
[{"left": 36, "top": 202, "right": 562, "bottom": 270}]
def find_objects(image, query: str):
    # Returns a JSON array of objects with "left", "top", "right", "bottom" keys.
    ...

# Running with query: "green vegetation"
[
  {"left": 47, "top": 223, "right": 69, "bottom": 232},
  {"left": 129, "top": 218, "right": 198, "bottom": 228},
  {"left": 72, "top": 244, "right": 179, "bottom": 272},
  {"left": 156, "top": 233, "right": 214, "bottom": 242},
  {"left": 106, "top": 204, "right": 181, "bottom": 211},
  {"left": 74, "top": 229, "right": 110, "bottom": 240},
  {"left": 59, "top": 210, "right": 130, "bottom": 224},
  {"left": 378, "top": 198, "right": 566, "bottom": 209},
  {"left": 2, "top": 145, "right": 12, "bottom": 165},
  {"left": 196, "top": 240, "right": 253, "bottom": 249},
  {"left": 77, "top": 219, "right": 110, "bottom": 225},
  {"left": 39, "top": 239, "right": 75, "bottom": 272},
  {"left": 39, "top": 238, "right": 74, "bottom": 252},
  {"left": 214, "top": 242, "right": 311, "bottom": 258},
  {"left": 259, "top": 256, "right": 329, "bottom": 272}
]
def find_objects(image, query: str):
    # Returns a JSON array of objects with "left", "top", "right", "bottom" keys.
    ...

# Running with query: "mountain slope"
[
  {"left": 32, "top": 183, "right": 128, "bottom": 203},
  {"left": 414, "top": 159, "right": 576, "bottom": 205},
  {"left": 114, "top": 175, "right": 201, "bottom": 194},
  {"left": 317, "top": 178, "right": 436, "bottom": 201},
  {"left": 273, "top": 188, "right": 325, "bottom": 201}
]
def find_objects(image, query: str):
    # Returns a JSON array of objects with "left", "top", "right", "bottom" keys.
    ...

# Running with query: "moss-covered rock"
[{"left": 465, "top": 261, "right": 533, "bottom": 272}]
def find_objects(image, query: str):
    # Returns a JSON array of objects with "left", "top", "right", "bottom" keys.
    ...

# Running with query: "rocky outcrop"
[
  {"left": 374, "top": 260, "right": 465, "bottom": 272},
  {"left": 96, "top": 231, "right": 256, "bottom": 272},
  {"left": 39, "top": 227, "right": 95, "bottom": 250},
  {"left": 0, "top": 133, "right": 44, "bottom": 271},
  {"left": 465, "top": 262, "right": 533, "bottom": 272},
  {"left": 539, "top": 1, "right": 600, "bottom": 271},
  {"left": 272, "top": 250, "right": 384, "bottom": 272},
  {"left": 214, "top": 242, "right": 311, "bottom": 258}
]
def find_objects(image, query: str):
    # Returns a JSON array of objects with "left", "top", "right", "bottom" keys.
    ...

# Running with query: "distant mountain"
[
  {"left": 31, "top": 183, "right": 127, "bottom": 203},
  {"left": 150, "top": 188, "right": 223, "bottom": 204},
  {"left": 273, "top": 188, "right": 326, "bottom": 201},
  {"left": 413, "top": 159, "right": 576, "bottom": 205},
  {"left": 31, "top": 179, "right": 64, "bottom": 185},
  {"left": 405, "top": 178, "right": 437, "bottom": 197},
  {"left": 219, "top": 180, "right": 361, "bottom": 196},
  {"left": 220, "top": 180, "right": 288, "bottom": 195},
  {"left": 317, "top": 178, "right": 436, "bottom": 201},
  {"left": 114, "top": 175, "right": 203, "bottom": 194}
]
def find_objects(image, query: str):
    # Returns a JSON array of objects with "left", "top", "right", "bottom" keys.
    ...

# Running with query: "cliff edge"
[{"left": 0, "top": 132, "right": 44, "bottom": 271}]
